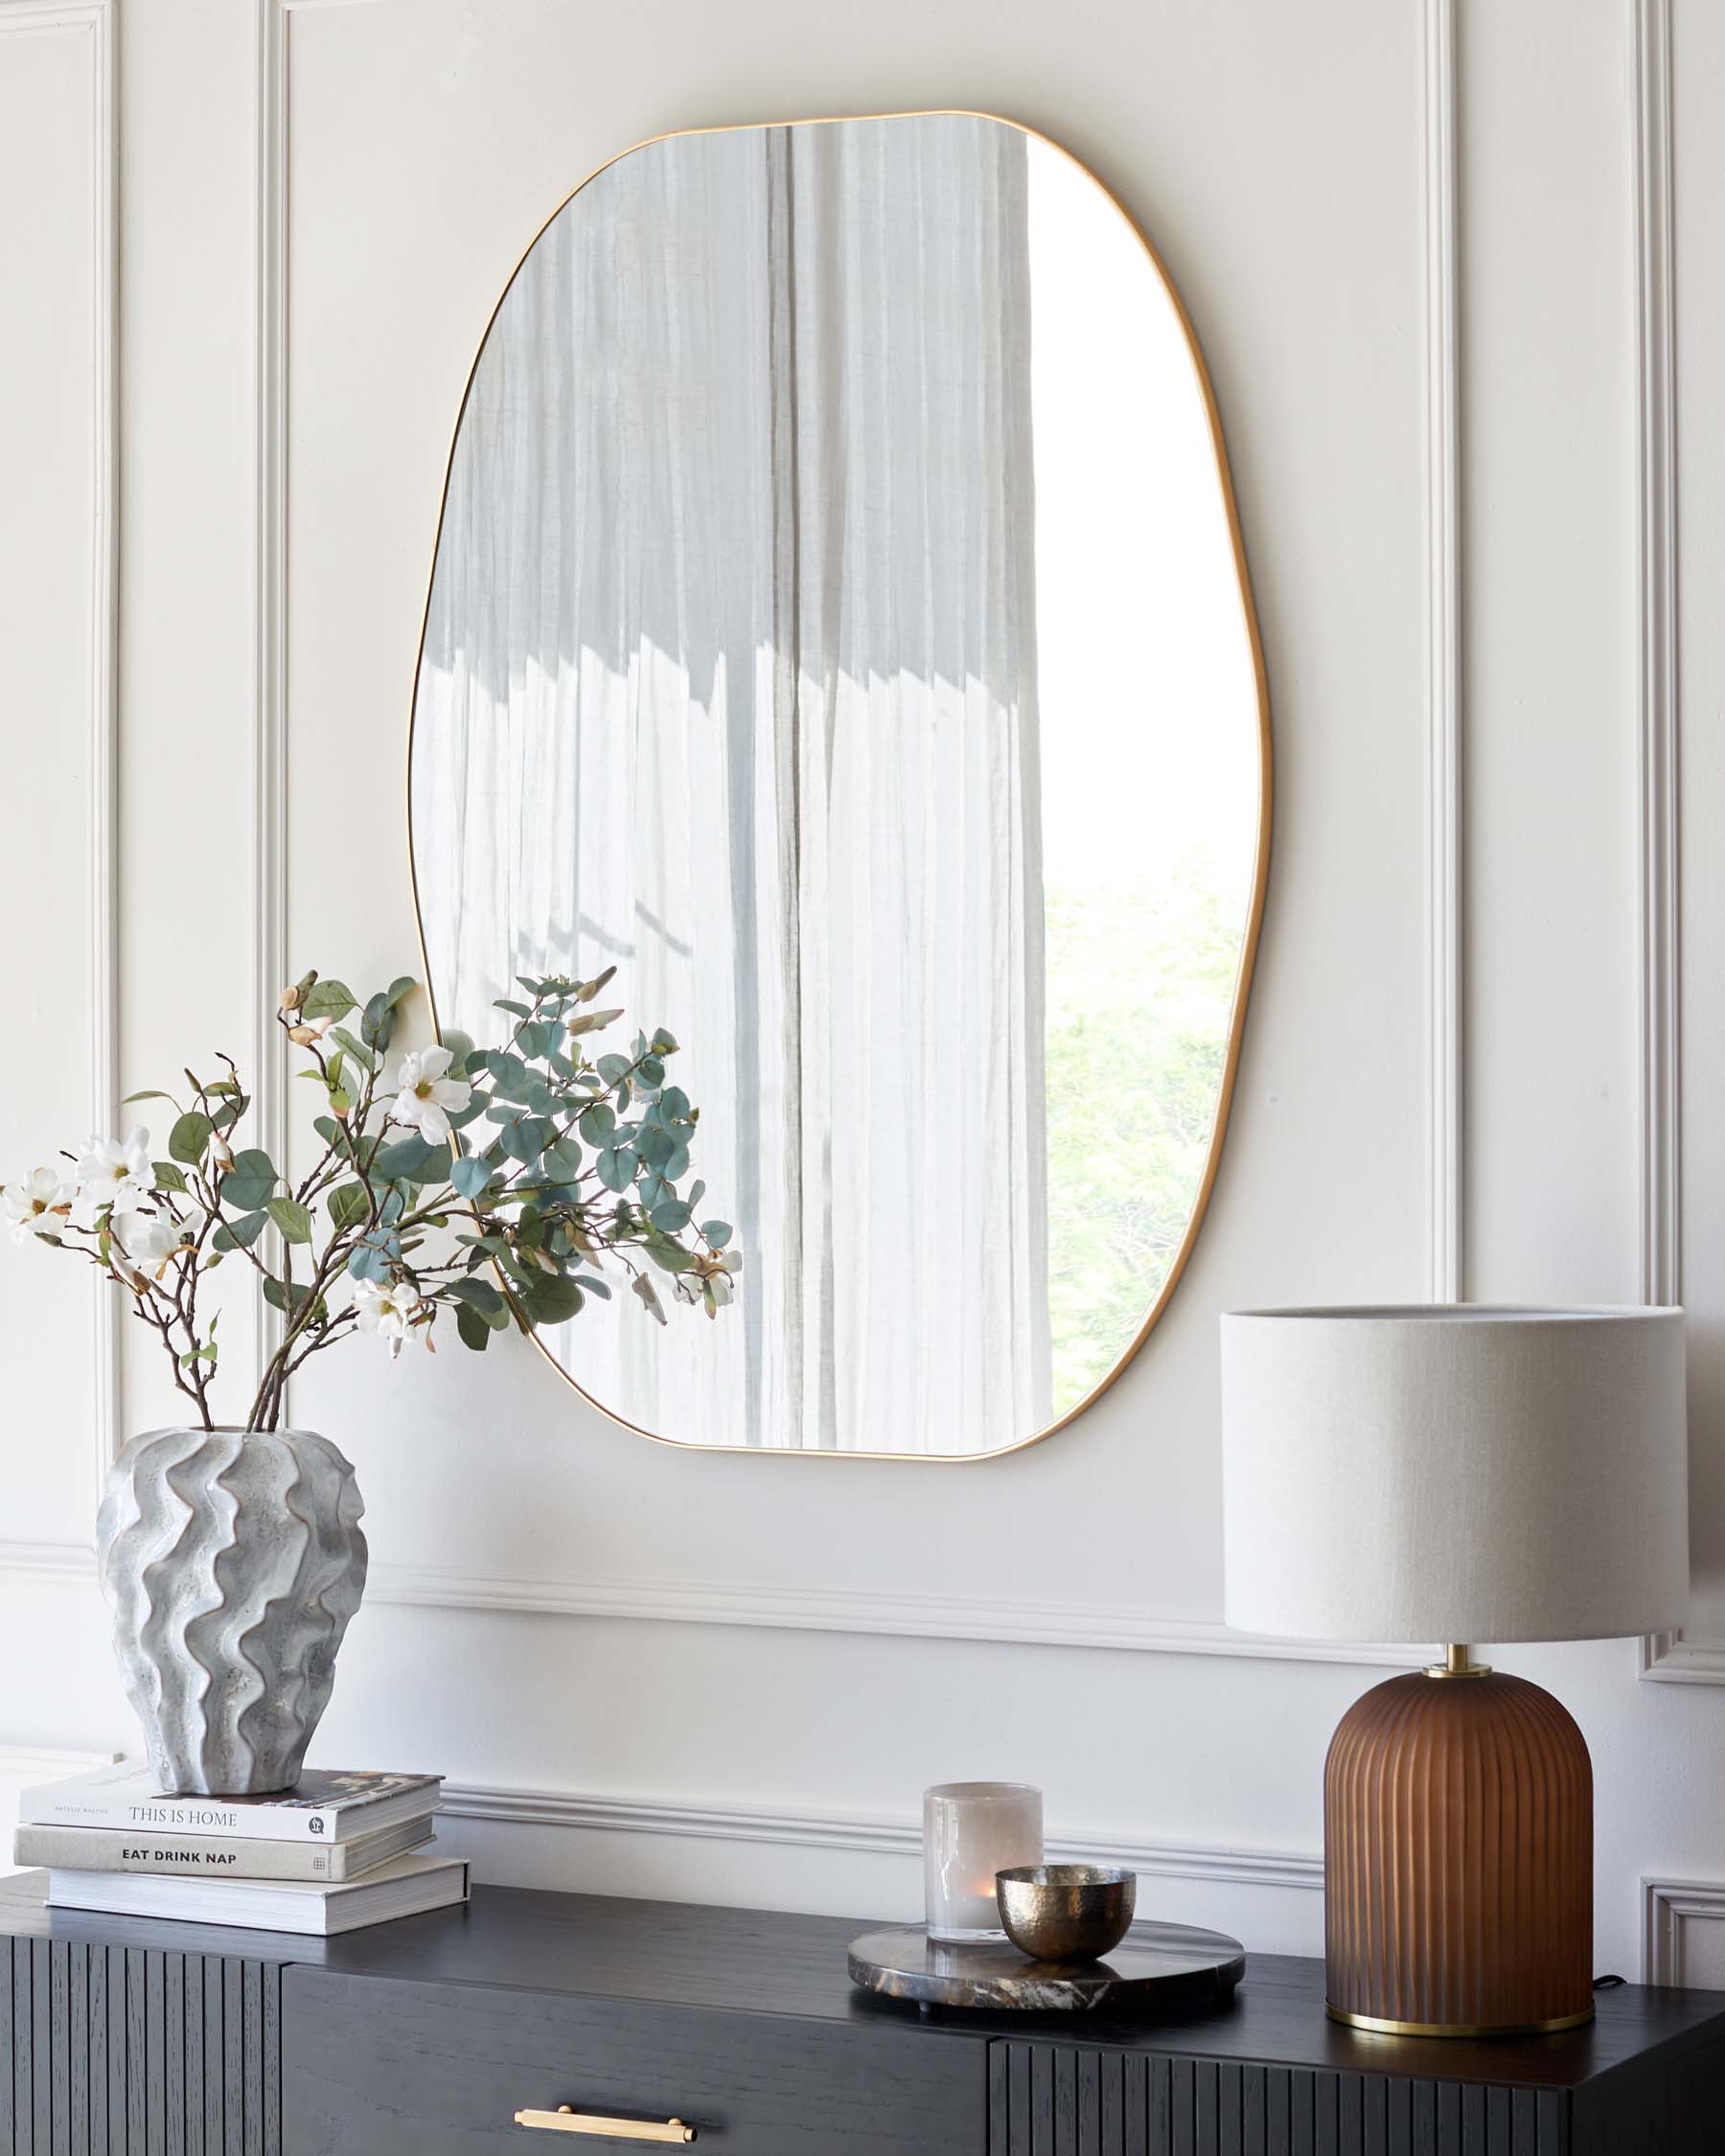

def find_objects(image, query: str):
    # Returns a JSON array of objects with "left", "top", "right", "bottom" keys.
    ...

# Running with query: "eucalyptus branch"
[{"left": 2, "top": 964, "right": 738, "bottom": 1429}]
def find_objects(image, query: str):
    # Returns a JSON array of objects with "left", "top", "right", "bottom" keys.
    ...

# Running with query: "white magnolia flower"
[
  {"left": 674, "top": 1244, "right": 742, "bottom": 1319},
  {"left": 112, "top": 1209, "right": 191, "bottom": 1289},
  {"left": 71, "top": 1129, "right": 152, "bottom": 1228},
  {"left": 352, "top": 1275, "right": 421, "bottom": 1359},
  {"left": 387, "top": 1046, "right": 471, "bottom": 1143},
  {"left": 3, "top": 1167, "right": 70, "bottom": 1244}
]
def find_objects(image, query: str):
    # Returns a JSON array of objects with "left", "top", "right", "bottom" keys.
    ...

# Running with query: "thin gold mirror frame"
[{"left": 406, "top": 108, "right": 1273, "bottom": 1462}]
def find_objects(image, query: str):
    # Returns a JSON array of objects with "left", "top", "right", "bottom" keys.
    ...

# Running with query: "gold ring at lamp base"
[{"left": 1326, "top": 2004, "right": 1596, "bottom": 2039}]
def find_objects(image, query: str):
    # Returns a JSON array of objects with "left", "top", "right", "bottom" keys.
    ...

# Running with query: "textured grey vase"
[{"left": 96, "top": 1427, "right": 368, "bottom": 1796}]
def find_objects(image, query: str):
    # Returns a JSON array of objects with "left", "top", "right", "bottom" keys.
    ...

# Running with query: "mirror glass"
[{"left": 410, "top": 113, "right": 1267, "bottom": 1456}]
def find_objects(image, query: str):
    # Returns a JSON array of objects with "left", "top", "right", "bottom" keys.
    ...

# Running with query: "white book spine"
[
  {"left": 46, "top": 1857, "right": 472, "bottom": 1937},
  {"left": 21, "top": 1795, "right": 345, "bottom": 1844},
  {"left": 12, "top": 1823, "right": 426, "bottom": 1882}
]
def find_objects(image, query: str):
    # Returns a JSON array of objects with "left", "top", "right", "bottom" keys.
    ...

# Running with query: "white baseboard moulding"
[
  {"left": 438, "top": 1781, "right": 1324, "bottom": 1899},
  {"left": 1643, "top": 1876, "right": 1725, "bottom": 1984},
  {"left": 0, "top": 1746, "right": 1324, "bottom": 1901},
  {"left": 0, "top": 1753, "right": 1320, "bottom": 1922}
]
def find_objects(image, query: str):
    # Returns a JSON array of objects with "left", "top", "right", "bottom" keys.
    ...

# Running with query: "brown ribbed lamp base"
[{"left": 1323, "top": 1663, "right": 1594, "bottom": 2036}]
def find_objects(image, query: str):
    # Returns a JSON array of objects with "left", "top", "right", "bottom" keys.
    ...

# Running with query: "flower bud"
[
  {"left": 288, "top": 1024, "right": 316, "bottom": 1044},
  {"left": 279, "top": 986, "right": 301, "bottom": 1011}
]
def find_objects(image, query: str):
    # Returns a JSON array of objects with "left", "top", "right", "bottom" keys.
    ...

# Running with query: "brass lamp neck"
[{"left": 1426, "top": 1642, "right": 1493, "bottom": 1679}]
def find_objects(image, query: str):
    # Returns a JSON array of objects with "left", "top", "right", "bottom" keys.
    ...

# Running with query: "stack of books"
[{"left": 12, "top": 1762, "right": 469, "bottom": 1935}]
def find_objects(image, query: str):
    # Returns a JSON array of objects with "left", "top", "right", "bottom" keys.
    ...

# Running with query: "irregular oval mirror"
[{"left": 410, "top": 112, "right": 1268, "bottom": 1456}]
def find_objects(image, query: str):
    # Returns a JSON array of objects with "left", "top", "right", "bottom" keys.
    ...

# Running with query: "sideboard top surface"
[{"left": 5, "top": 1871, "right": 1723, "bottom": 2093}]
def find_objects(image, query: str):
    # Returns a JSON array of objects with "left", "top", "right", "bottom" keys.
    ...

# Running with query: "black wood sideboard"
[{"left": 5, "top": 1870, "right": 1724, "bottom": 2155}]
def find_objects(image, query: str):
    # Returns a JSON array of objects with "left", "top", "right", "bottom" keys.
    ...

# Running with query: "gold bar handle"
[{"left": 515, "top": 2106, "right": 696, "bottom": 2145}]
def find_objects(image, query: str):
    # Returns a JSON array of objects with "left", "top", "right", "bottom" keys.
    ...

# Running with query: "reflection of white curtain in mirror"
[{"left": 415, "top": 118, "right": 1051, "bottom": 1451}]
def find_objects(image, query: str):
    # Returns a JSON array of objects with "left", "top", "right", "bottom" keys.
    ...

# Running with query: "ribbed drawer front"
[
  {"left": 283, "top": 1967, "right": 985, "bottom": 2156},
  {"left": 2, "top": 1934, "right": 282, "bottom": 2156},
  {"left": 985, "top": 2042, "right": 1571, "bottom": 2156}
]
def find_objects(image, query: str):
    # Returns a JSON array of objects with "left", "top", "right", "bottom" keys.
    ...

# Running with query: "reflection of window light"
[
  {"left": 1027, "top": 139, "right": 1257, "bottom": 1412},
  {"left": 1027, "top": 139, "right": 1256, "bottom": 899}
]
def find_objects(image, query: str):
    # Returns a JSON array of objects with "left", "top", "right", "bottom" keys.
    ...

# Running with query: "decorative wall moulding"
[
  {"left": 0, "top": 1536, "right": 1426, "bottom": 1667},
  {"left": 0, "top": 1540, "right": 97, "bottom": 1584},
  {"left": 1644, "top": 1875, "right": 1725, "bottom": 1984},
  {"left": 362, "top": 1562, "right": 1429, "bottom": 1666},
  {"left": 1423, "top": 0, "right": 1463, "bottom": 1306},
  {"left": 252, "top": 0, "right": 291, "bottom": 1380},
  {"left": 1640, "top": 1630, "right": 1725, "bottom": 1685},
  {"left": 1635, "top": 0, "right": 1679, "bottom": 1319},
  {"left": 437, "top": 1780, "right": 1325, "bottom": 1900},
  {"left": 1629, "top": 0, "right": 1719, "bottom": 1686}
]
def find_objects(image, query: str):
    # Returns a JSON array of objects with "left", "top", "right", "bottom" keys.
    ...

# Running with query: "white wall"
[{"left": 4, "top": 0, "right": 1725, "bottom": 1982}]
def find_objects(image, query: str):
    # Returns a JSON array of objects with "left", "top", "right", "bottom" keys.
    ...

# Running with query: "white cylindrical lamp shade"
[{"left": 1221, "top": 1305, "right": 1688, "bottom": 1644}]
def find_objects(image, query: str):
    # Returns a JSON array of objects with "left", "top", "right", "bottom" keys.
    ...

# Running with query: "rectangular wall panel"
[
  {"left": 277, "top": 0, "right": 1427, "bottom": 1927},
  {"left": 0, "top": 2, "right": 115, "bottom": 1546},
  {"left": 1461, "top": 0, "right": 1640, "bottom": 1308}
]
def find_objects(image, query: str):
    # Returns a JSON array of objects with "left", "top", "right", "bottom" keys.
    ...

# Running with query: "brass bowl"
[{"left": 995, "top": 1864, "right": 1138, "bottom": 1963}]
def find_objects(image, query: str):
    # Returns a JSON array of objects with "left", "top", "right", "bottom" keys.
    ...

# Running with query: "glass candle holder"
[{"left": 923, "top": 1781, "right": 1044, "bottom": 1942}]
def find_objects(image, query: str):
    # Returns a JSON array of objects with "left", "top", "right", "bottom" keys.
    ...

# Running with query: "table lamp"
[{"left": 1221, "top": 1304, "right": 1688, "bottom": 2037}]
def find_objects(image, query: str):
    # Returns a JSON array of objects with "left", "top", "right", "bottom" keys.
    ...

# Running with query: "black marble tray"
[{"left": 847, "top": 1918, "right": 1246, "bottom": 2015}]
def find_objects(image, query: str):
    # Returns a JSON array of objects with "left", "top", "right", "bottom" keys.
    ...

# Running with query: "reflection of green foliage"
[{"left": 1044, "top": 860, "right": 1241, "bottom": 1412}]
